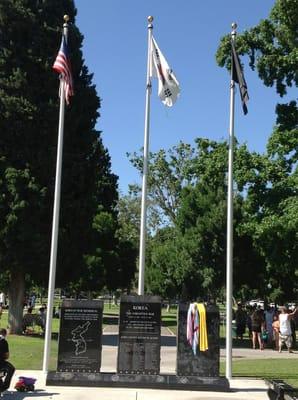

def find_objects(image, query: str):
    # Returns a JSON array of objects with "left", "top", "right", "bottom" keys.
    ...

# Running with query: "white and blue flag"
[{"left": 150, "top": 36, "right": 180, "bottom": 107}]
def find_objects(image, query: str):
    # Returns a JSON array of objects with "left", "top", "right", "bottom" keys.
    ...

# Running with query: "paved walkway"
[
  {"left": 3, "top": 371, "right": 269, "bottom": 400},
  {"left": 222, "top": 346, "right": 298, "bottom": 359},
  {"left": 102, "top": 326, "right": 298, "bottom": 367}
]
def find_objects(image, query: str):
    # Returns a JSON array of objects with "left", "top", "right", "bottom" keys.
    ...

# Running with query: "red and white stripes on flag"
[
  {"left": 53, "top": 35, "right": 74, "bottom": 104},
  {"left": 150, "top": 36, "right": 180, "bottom": 107}
]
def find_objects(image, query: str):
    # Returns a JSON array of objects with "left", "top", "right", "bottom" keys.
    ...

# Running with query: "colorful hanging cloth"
[
  {"left": 186, "top": 302, "right": 208, "bottom": 354},
  {"left": 186, "top": 302, "right": 200, "bottom": 355},
  {"left": 186, "top": 303, "right": 195, "bottom": 348},
  {"left": 197, "top": 303, "right": 208, "bottom": 351}
]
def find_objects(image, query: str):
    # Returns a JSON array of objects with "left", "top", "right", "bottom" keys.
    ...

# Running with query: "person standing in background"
[
  {"left": 251, "top": 306, "right": 265, "bottom": 350},
  {"left": 0, "top": 293, "right": 5, "bottom": 319},
  {"left": 278, "top": 306, "right": 298, "bottom": 353},
  {"left": 264, "top": 305, "right": 275, "bottom": 347},
  {"left": 235, "top": 303, "right": 247, "bottom": 340},
  {"left": 29, "top": 294, "right": 36, "bottom": 309},
  {"left": 0, "top": 328, "right": 15, "bottom": 392},
  {"left": 272, "top": 314, "right": 280, "bottom": 350}
]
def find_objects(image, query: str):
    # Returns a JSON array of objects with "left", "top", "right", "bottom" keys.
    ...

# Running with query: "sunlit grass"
[
  {"left": 1, "top": 307, "right": 298, "bottom": 388},
  {"left": 220, "top": 359, "right": 298, "bottom": 387}
]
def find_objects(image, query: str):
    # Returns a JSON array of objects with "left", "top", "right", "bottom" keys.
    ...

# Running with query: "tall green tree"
[
  {"left": 128, "top": 142, "right": 196, "bottom": 227},
  {"left": 0, "top": 0, "right": 120, "bottom": 333},
  {"left": 135, "top": 0, "right": 298, "bottom": 302},
  {"left": 143, "top": 139, "right": 266, "bottom": 300},
  {"left": 216, "top": 0, "right": 298, "bottom": 302}
]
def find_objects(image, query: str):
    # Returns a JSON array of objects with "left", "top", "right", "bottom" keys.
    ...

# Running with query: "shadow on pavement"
[
  {"left": 2, "top": 390, "right": 59, "bottom": 398},
  {"left": 102, "top": 334, "right": 118, "bottom": 346},
  {"left": 220, "top": 337, "right": 254, "bottom": 348},
  {"left": 161, "top": 336, "right": 176, "bottom": 346},
  {"left": 103, "top": 315, "right": 119, "bottom": 325},
  {"left": 231, "top": 388, "right": 268, "bottom": 393}
]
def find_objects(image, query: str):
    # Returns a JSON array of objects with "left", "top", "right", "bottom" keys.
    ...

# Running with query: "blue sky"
[{"left": 74, "top": 0, "right": 278, "bottom": 194}]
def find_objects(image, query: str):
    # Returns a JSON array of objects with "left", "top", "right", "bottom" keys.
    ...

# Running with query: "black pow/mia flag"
[{"left": 231, "top": 40, "right": 249, "bottom": 115}]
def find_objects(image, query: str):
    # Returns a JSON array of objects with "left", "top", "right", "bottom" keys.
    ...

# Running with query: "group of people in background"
[
  {"left": 22, "top": 304, "right": 47, "bottom": 334},
  {"left": 234, "top": 302, "right": 298, "bottom": 353}
]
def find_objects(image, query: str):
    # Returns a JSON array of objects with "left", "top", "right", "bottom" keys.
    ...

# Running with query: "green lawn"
[
  {"left": 220, "top": 359, "right": 298, "bottom": 387},
  {"left": 9, "top": 334, "right": 58, "bottom": 371},
  {"left": 161, "top": 309, "right": 177, "bottom": 334},
  {"left": 8, "top": 335, "right": 298, "bottom": 387},
  {"left": 1, "top": 308, "right": 297, "bottom": 388}
]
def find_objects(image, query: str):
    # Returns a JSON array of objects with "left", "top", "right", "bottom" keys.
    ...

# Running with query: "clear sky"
[{"left": 74, "top": 0, "right": 278, "bottom": 194}]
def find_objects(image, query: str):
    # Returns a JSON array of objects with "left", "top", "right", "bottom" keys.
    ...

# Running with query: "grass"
[
  {"left": 1, "top": 307, "right": 298, "bottom": 388},
  {"left": 1, "top": 310, "right": 59, "bottom": 370},
  {"left": 8, "top": 335, "right": 298, "bottom": 388},
  {"left": 103, "top": 303, "right": 120, "bottom": 314},
  {"left": 161, "top": 309, "right": 177, "bottom": 334},
  {"left": 9, "top": 334, "right": 58, "bottom": 371},
  {"left": 220, "top": 359, "right": 298, "bottom": 388}
]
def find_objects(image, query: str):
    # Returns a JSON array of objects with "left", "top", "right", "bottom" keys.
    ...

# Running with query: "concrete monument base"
[{"left": 47, "top": 371, "right": 229, "bottom": 391}]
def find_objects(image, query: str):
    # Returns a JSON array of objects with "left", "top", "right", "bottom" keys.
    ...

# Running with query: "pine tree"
[{"left": 0, "top": 0, "right": 119, "bottom": 333}]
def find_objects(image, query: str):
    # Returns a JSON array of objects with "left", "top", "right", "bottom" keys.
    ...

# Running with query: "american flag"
[{"left": 53, "top": 35, "right": 74, "bottom": 104}]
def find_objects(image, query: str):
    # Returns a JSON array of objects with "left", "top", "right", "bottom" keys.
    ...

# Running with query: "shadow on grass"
[
  {"left": 220, "top": 337, "right": 254, "bottom": 348},
  {"left": 162, "top": 319, "right": 177, "bottom": 328},
  {"left": 19, "top": 332, "right": 59, "bottom": 341},
  {"left": 261, "top": 373, "right": 298, "bottom": 380}
]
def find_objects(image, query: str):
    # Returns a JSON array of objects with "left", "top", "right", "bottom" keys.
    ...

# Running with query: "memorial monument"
[
  {"left": 176, "top": 303, "right": 220, "bottom": 376},
  {"left": 117, "top": 294, "right": 161, "bottom": 374},
  {"left": 47, "top": 297, "right": 229, "bottom": 391},
  {"left": 57, "top": 299, "right": 103, "bottom": 373}
]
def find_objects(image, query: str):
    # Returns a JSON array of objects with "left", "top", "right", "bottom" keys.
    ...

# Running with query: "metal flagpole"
[
  {"left": 42, "top": 15, "right": 70, "bottom": 373},
  {"left": 138, "top": 16, "right": 154, "bottom": 295},
  {"left": 226, "top": 22, "right": 237, "bottom": 380}
]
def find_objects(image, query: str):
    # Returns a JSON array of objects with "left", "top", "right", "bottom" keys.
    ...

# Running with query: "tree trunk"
[{"left": 8, "top": 270, "right": 25, "bottom": 334}]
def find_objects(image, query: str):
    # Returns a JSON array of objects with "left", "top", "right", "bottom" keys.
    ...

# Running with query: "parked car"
[
  {"left": 287, "top": 302, "right": 296, "bottom": 311},
  {"left": 247, "top": 299, "right": 264, "bottom": 308},
  {"left": 269, "top": 302, "right": 279, "bottom": 308}
]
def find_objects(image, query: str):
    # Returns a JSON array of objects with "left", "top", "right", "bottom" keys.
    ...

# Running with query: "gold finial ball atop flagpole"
[
  {"left": 147, "top": 16, "right": 154, "bottom": 23},
  {"left": 231, "top": 22, "right": 237, "bottom": 30},
  {"left": 64, "top": 15, "right": 70, "bottom": 23}
]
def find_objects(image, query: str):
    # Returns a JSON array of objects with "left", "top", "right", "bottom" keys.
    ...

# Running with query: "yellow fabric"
[{"left": 196, "top": 303, "right": 208, "bottom": 351}]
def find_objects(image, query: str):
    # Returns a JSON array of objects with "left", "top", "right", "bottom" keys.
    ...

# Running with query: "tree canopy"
[
  {"left": 127, "top": 0, "right": 298, "bottom": 303},
  {"left": 0, "top": 0, "right": 135, "bottom": 333}
]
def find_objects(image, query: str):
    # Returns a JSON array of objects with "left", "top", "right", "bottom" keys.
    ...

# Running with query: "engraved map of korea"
[{"left": 71, "top": 321, "right": 91, "bottom": 355}]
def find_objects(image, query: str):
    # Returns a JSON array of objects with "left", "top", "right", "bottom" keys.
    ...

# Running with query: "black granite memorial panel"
[
  {"left": 57, "top": 299, "right": 103, "bottom": 373},
  {"left": 176, "top": 303, "right": 220, "bottom": 377},
  {"left": 117, "top": 295, "right": 161, "bottom": 374}
]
